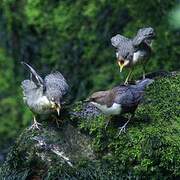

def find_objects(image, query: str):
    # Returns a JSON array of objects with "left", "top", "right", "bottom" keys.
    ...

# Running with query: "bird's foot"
[
  {"left": 55, "top": 119, "right": 63, "bottom": 128},
  {"left": 124, "top": 81, "right": 129, "bottom": 85},
  {"left": 117, "top": 125, "right": 126, "bottom": 135},
  {"left": 28, "top": 121, "right": 42, "bottom": 130},
  {"left": 52, "top": 115, "right": 63, "bottom": 128},
  {"left": 142, "top": 68, "right": 146, "bottom": 79},
  {"left": 117, "top": 122, "right": 129, "bottom": 136},
  {"left": 105, "top": 119, "right": 111, "bottom": 129}
]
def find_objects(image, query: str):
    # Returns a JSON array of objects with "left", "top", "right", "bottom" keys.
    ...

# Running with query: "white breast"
[
  {"left": 133, "top": 50, "right": 145, "bottom": 64},
  {"left": 28, "top": 95, "right": 53, "bottom": 114},
  {"left": 36, "top": 96, "right": 50, "bottom": 106},
  {"left": 91, "top": 102, "right": 122, "bottom": 115}
]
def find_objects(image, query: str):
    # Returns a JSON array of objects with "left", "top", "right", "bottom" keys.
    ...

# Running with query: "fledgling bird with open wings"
[
  {"left": 111, "top": 27, "right": 155, "bottom": 84},
  {"left": 21, "top": 62, "right": 69, "bottom": 129}
]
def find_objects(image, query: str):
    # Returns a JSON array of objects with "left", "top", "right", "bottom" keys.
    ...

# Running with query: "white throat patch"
[
  {"left": 133, "top": 50, "right": 145, "bottom": 64},
  {"left": 91, "top": 102, "right": 122, "bottom": 115}
]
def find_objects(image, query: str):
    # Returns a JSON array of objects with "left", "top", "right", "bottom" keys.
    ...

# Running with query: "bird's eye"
[{"left": 51, "top": 97, "right": 54, "bottom": 101}]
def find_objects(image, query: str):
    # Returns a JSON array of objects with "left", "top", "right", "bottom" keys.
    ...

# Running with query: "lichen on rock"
[{"left": 0, "top": 74, "right": 180, "bottom": 179}]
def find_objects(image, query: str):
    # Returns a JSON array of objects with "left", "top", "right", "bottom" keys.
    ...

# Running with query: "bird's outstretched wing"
[
  {"left": 21, "top": 80, "right": 39, "bottom": 102},
  {"left": 132, "top": 27, "right": 155, "bottom": 47},
  {"left": 44, "top": 72, "right": 69, "bottom": 96},
  {"left": 111, "top": 34, "right": 130, "bottom": 48},
  {"left": 21, "top": 62, "right": 43, "bottom": 87}
]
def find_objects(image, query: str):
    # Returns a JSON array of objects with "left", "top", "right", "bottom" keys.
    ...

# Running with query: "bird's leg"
[
  {"left": 117, "top": 113, "right": 134, "bottom": 136},
  {"left": 55, "top": 118, "right": 63, "bottom": 128},
  {"left": 124, "top": 68, "right": 134, "bottom": 85},
  {"left": 105, "top": 120, "right": 110, "bottom": 129},
  {"left": 142, "top": 65, "right": 146, "bottom": 79},
  {"left": 29, "top": 116, "right": 42, "bottom": 130},
  {"left": 51, "top": 115, "right": 63, "bottom": 128},
  {"left": 30, "top": 73, "right": 33, "bottom": 81},
  {"left": 105, "top": 116, "right": 112, "bottom": 129}
]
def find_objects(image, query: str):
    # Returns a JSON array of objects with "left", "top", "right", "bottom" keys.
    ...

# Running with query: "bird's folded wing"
[
  {"left": 114, "top": 87, "right": 143, "bottom": 107},
  {"left": 44, "top": 72, "right": 69, "bottom": 96},
  {"left": 111, "top": 34, "right": 130, "bottom": 48}
]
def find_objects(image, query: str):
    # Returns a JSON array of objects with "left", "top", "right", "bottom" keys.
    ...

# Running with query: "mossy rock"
[{"left": 0, "top": 74, "right": 180, "bottom": 179}]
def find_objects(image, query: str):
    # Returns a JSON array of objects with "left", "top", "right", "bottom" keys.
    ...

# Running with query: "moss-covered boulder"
[{"left": 0, "top": 74, "right": 180, "bottom": 179}]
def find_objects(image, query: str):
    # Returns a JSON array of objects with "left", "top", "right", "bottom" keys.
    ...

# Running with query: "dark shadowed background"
[{"left": 0, "top": 0, "right": 179, "bottom": 163}]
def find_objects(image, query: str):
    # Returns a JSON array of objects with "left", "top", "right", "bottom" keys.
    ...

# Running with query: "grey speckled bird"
[
  {"left": 21, "top": 62, "right": 69, "bottom": 129},
  {"left": 86, "top": 78, "right": 153, "bottom": 135},
  {"left": 111, "top": 27, "right": 155, "bottom": 84}
]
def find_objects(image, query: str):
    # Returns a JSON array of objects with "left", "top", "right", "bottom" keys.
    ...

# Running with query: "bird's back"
[
  {"left": 113, "top": 79, "right": 153, "bottom": 111},
  {"left": 113, "top": 85, "right": 143, "bottom": 112}
]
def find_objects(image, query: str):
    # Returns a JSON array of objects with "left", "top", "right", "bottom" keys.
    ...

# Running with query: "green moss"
[
  {"left": 0, "top": 75, "right": 180, "bottom": 179},
  {"left": 0, "top": 0, "right": 179, "bottom": 161}
]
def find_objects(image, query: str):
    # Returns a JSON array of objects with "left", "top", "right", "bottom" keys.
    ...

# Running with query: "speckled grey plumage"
[
  {"left": 111, "top": 27, "right": 155, "bottom": 66},
  {"left": 114, "top": 79, "right": 153, "bottom": 113},
  {"left": 21, "top": 62, "right": 69, "bottom": 115},
  {"left": 132, "top": 27, "right": 155, "bottom": 47},
  {"left": 44, "top": 72, "right": 69, "bottom": 102}
]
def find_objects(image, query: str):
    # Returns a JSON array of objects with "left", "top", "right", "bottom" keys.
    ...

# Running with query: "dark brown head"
[{"left": 86, "top": 91, "right": 110, "bottom": 105}]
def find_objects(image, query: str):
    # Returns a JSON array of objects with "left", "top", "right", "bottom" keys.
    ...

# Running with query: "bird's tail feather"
[{"left": 136, "top": 78, "right": 154, "bottom": 90}]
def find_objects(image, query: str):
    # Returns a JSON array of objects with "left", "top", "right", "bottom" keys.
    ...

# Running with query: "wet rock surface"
[{"left": 0, "top": 73, "right": 180, "bottom": 179}]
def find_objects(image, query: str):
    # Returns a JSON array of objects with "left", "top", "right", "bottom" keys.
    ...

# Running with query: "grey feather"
[
  {"left": 111, "top": 27, "right": 155, "bottom": 64},
  {"left": 21, "top": 62, "right": 43, "bottom": 87},
  {"left": 21, "top": 62, "right": 69, "bottom": 115},
  {"left": 114, "top": 79, "right": 154, "bottom": 108},
  {"left": 111, "top": 34, "right": 130, "bottom": 48},
  {"left": 21, "top": 80, "right": 51, "bottom": 114},
  {"left": 132, "top": 27, "right": 155, "bottom": 47},
  {"left": 111, "top": 34, "right": 134, "bottom": 61},
  {"left": 44, "top": 72, "right": 69, "bottom": 100},
  {"left": 113, "top": 86, "right": 141, "bottom": 108},
  {"left": 135, "top": 78, "right": 154, "bottom": 90},
  {"left": 21, "top": 80, "right": 37, "bottom": 95}
]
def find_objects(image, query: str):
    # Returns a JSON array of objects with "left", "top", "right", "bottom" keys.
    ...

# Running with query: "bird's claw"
[
  {"left": 55, "top": 119, "right": 63, "bottom": 128},
  {"left": 52, "top": 115, "right": 63, "bottom": 128},
  {"left": 105, "top": 122, "right": 109, "bottom": 129},
  {"left": 117, "top": 123, "right": 128, "bottom": 136},
  {"left": 28, "top": 121, "right": 42, "bottom": 130},
  {"left": 124, "top": 81, "right": 128, "bottom": 85},
  {"left": 105, "top": 119, "right": 111, "bottom": 129}
]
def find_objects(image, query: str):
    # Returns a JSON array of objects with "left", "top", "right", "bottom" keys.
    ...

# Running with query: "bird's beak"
[
  {"left": 56, "top": 103, "right": 61, "bottom": 116},
  {"left": 117, "top": 60, "right": 125, "bottom": 72}
]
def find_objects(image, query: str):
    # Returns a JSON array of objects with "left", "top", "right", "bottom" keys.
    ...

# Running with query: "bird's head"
[
  {"left": 49, "top": 96, "right": 61, "bottom": 116},
  {"left": 85, "top": 91, "right": 109, "bottom": 105},
  {"left": 116, "top": 52, "right": 130, "bottom": 72}
]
